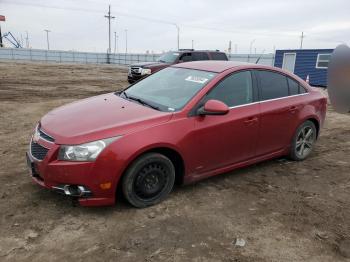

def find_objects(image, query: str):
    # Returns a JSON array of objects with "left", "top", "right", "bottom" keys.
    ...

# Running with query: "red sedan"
[{"left": 26, "top": 61, "right": 327, "bottom": 207}]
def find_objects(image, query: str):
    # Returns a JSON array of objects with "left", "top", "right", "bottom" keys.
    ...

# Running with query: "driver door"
[{"left": 189, "top": 71, "right": 260, "bottom": 176}]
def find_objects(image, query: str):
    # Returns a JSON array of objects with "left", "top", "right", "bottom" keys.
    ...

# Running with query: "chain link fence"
[{"left": 0, "top": 48, "right": 275, "bottom": 66}]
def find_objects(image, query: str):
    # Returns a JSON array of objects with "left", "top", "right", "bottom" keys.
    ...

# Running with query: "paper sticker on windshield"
[{"left": 185, "top": 76, "right": 209, "bottom": 84}]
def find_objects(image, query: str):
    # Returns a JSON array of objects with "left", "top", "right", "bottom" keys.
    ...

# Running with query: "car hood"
[
  {"left": 40, "top": 93, "right": 172, "bottom": 145},
  {"left": 130, "top": 61, "right": 170, "bottom": 69}
]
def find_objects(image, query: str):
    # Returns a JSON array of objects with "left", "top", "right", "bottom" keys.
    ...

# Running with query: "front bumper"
[
  {"left": 127, "top": 73, "right": 145, "bottom": 83},
  {"left": 26, "top": 139, "right": 117, "bottom": 206}
]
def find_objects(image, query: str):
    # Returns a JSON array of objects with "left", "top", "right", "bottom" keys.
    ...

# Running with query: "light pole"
[
  {"left": 25, "top": 31, "right": 29, "bottom": 48},
  {"left": 192, "top": 40, "right": 194, "bottom": 50},
  {"left": 174, "top": 24, "right": 180, "bottom": 50},
  {"left": 44, "top": 29, "right": 50, "bottom": 50},
  {"left": 114, "top": 31, "right": 118, "bottom": 54},
  {"left": 248, "top": 39, "right": 256, "bottom": 62},
  {"left": 125, "top": 29, "right": 128, "bottom": 54}
]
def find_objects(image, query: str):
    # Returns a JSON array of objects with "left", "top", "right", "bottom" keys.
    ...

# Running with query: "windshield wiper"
[
  {"left": 119, "top": 90, "right": 129, "bottom": 99},
  {"left": 127, "top": 96, "right": 160, "bottom": 110},
  {"left": 159, "top": 59, "right": 166, "bottom": 63}
]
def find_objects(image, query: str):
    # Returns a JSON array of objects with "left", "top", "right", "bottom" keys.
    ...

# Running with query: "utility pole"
[
  {"left": 125, "top": 29, "right": 128, "bottom": 54},
  {"left": 228, "top": 40, "right": 232, "bottom": 54},
  {"left": 104, "top": 5, "right": 115, "bottom": 54},
  {"left": 192, "top": 40, "right": 194, "bottom": 50},
  {"left": 300, "top": 32, "right": 305, "bottom": 49},
  {"left": 44, "top": 29, "right": 50, "bottom": 50}
]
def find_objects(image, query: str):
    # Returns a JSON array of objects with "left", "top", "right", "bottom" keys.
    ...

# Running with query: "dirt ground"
[{"left": 0, "top": 61, "right": 349, "bottom": 262}]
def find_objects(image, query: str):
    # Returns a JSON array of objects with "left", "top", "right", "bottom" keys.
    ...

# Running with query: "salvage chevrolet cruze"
[{"left": 26, "top": 61, "right": 327, "bottom": 207}]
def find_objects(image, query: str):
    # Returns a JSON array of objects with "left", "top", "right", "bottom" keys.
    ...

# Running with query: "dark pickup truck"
[{"left": 127, "top": 49, "right": 228, "bottom": 83}]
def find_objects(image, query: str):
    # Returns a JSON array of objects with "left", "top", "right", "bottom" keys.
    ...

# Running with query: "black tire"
[
  {"left": 289, "top": 120, "right": 317, "bottom": 161},
  {"left": 122, "top": 153, "right": 175, "bottom": 208}
]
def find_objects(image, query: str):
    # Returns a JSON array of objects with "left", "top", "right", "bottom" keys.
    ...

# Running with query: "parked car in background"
[
  {"left": 127, "top": 49, "right": 228, "bottom": 83},
  {"left": 27, "top": 61, "right": 327, "bottom": 208}
]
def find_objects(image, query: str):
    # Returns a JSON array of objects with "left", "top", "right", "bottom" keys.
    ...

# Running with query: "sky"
[{"left": 1, "top": 0, "right": 349, "bottom": 54}]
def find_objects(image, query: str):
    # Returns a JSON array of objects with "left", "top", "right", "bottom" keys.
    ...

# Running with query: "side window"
[
  {"left": 192, "top": 52, "right": 209, "bottom": 61},
  {"left": 258, "top": 70, "right": 289, "bottom": 100},
  {"left": 179, "top": 53, "right": 192, "bottom": 62},
  {"left": 206, "top": 71, "right": 253, "bottom": 107},
  {"left": 299, "top": 86, "right": 307, "bottom": 94},
  {"left": 210, "top": 52, "right": 228, "bottom": 61},
  {"left": 287, "top": 78, "right": 299, "bottom": 95},
  {"left": 287, "top": 77, "right": 308, "bottom": 95}
]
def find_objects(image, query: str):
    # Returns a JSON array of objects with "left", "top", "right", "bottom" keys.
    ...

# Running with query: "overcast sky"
[{"left": 1, "top": 0, "right": 349, "bottom": 54}]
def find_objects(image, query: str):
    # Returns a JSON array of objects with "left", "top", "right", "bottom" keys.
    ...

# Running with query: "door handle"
[{"left": 244, "top": 117, "right": 258, "bottom": 125}]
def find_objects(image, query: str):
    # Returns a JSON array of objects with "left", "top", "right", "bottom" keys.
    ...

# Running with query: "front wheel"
[
  {"left": 289, "top": 120, "right": 317, "bottom": 161},
  {"left": 122, "top": 153, "right": 175, "bottom": 208}
]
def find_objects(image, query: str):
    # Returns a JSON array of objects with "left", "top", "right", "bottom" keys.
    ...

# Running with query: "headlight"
[
  {"left": 58, "top": 137, "right": 121, "bottom": 161},
  {"left": 141, "top": 68, "right": 152, "bottom": 75}
]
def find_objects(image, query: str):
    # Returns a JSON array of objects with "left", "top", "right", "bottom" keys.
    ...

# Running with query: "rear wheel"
[
  {"left": 122, "top": 153, "right": 175, "bottom": 208},
  {"left": 289, "top": 120, "right": 317, "bottom": 161}
]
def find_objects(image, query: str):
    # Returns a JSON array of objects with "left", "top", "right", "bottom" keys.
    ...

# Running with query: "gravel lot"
[{"left": 0, "top": 61, "right": 349, "bottom": 262}]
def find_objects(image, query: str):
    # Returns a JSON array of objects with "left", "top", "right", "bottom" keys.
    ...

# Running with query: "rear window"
[
  {"left": 210, "top": 52, "right": 228, "bottom": 61},
  {"left": 287, "top": 77, "right": 308, "bottom": 95}
]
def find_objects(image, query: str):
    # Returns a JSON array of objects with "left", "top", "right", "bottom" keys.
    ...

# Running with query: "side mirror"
[{"left": 197, "top": 99, "right": 229, "bottom": 116}]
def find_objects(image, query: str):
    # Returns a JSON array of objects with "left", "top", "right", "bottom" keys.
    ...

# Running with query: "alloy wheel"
[{"left": 296, "top": 126, "right": 315, "bottom": 158}]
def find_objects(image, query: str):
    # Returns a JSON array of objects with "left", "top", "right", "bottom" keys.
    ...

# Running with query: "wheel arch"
[
  {"left": 115, "top": 145, "right": 186, "bottom": 198},
  {"left": 306, "top": 117, "right": 320, "bottom": 138}
]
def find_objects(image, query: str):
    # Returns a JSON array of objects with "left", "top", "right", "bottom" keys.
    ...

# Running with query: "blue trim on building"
[{"left": 274, "top": 49, "right": 333, "bottom": 86}]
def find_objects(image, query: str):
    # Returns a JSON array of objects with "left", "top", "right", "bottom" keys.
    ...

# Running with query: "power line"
[
  {"left": 2, "top": 0, "right": 303, "bottom": 38},
  {"left": 3, "top": 0, "right": 346, "bottom": 47}
]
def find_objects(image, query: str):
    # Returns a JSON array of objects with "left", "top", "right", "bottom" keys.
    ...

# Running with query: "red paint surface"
[{"left": 28, "top": 62, "right": 327, "bottom": 206}]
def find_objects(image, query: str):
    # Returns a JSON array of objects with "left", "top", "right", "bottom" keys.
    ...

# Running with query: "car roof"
[
  {"left": 171, "top": 61, "right": 309, "bottom": 87},
  {"left": 171, "top": 60, "right": 264, "bottom": 73}
]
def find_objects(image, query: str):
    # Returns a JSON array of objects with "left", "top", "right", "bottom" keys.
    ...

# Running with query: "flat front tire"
[
  {"left": 289, "top": 120, "right": 317, "bottom": 161},
  {"left": 122, "top": 153, "right": 175, "bottom": 208}
]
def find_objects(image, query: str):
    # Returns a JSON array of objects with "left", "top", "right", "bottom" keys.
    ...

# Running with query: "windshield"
[
  {"left": 158, "top": 52, "right": 180, "bottom": 63},
  {"left": 124, "top": 67, "right": 217, "bottom": 112}
]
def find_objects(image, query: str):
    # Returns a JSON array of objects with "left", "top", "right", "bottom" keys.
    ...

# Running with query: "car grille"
[
  {"left": 130, "top": 67, "right": 141, "bottom": 75},
  {"left": 39, "top": 128, "right": 55, "bottom": 142},
  {"left": 31, "top": 142, "right": 49, "bottom": 160}
]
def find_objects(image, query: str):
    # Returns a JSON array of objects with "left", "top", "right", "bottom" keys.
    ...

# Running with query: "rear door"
[{"left": 254, "top": 70, "right": 302, "bottom": 156}]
